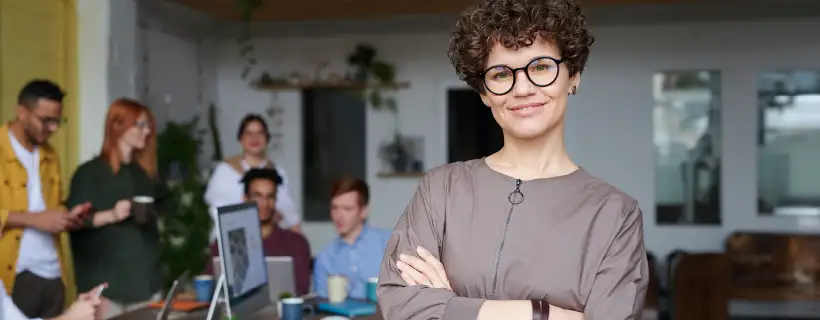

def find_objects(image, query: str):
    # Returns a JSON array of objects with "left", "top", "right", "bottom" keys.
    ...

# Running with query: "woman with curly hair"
[{"left": 377, "top": 0, "right": 649, "bottom": 319}]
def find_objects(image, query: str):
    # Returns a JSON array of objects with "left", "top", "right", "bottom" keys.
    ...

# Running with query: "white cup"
[
  {"left": 282, "top": 297, "right": 304, "bottom": 304},
  {"left": 132, "top": 196, "right": 154, "bottom": 203},
  {"left": 327, "top": 275, "right": 349, "bottom": 303}
]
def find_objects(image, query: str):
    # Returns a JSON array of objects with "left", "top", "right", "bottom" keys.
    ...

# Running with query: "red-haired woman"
[{"left": 66, "top": 98, "right": 167, "bottom": 318}]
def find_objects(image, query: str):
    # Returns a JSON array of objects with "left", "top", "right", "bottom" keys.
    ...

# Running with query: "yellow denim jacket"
[{"left": 0, "top": 124, "right": 76, "bottom": 307}]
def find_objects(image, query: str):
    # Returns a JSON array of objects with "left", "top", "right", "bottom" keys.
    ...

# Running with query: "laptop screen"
[{"left": 215, "top": 202, "right": 269, "bottom": 300}]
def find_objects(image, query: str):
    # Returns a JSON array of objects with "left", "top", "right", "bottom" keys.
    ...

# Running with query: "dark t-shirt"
[{"left": 67, "top": 157, "right": 170, "bottom": 303}]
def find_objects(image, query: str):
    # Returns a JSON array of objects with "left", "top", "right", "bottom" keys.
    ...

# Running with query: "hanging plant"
[
  {"left": 235, "top": 0, "right": 264, "bottom": 79},
  {"left": 346, "top": 44, "right": 398, "bottom": 113}
]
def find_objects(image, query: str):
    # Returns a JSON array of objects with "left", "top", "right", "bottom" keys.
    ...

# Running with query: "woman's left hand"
[{"left": 397, "top": 246, "right": 452, "bottom": 291}]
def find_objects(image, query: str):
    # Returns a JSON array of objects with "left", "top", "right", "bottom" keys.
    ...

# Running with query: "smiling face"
[
  {"left": 479, "top": 38, "right": 580, "bottom": 140},
  {"left": 240, "top": 120, "right": 269, "bottom": 156}
]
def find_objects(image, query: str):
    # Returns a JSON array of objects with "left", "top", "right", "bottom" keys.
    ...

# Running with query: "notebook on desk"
[{"left": 316, "top": 300, "right": 377, "bottom": 317}]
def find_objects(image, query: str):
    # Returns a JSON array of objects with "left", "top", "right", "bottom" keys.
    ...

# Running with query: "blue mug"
[
  {"left": 367, "top": 277, "right": 379, "bottom": 302},
  {"left": 280, "top": 297, "right": 315, "bottom": 320},
  {"left": 193, "top": 275, "right": 214, "bottom": 302}
]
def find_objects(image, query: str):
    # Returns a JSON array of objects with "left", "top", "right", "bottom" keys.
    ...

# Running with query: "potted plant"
[
  {"left": 276, "top": 291, "right": 294, "bottom": 315},
  {"left": 156, "top": 117, "right": 214, "bottom": 291}
]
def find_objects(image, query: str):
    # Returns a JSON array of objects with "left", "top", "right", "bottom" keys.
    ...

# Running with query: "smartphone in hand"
[{"left": 94, "top": 284, "right": 107, "bottom": 297}]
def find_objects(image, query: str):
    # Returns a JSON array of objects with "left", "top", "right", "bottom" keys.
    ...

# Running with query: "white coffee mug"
[
  {"left": 132, "top": 196, "right": 154, "bottom": 203},
  {"left": 327, "top": 275, "right": 349, "bottom": 303}
]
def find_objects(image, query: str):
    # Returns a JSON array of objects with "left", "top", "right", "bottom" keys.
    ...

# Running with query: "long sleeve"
[
  {"left": 313, "top": 252, "right": 330, "bottom": 298},
  {"left": 584, "top": 203, "right": 649, "bottom": 320},
  {"left": 272, "top": 165, "right": 300, "bottom": 228},
  {"left": 65, "top": 165, "right": 96, "bottom": 229},
  {"left": 204, "top": 163, "right": 240, "bottom": 241},
  {"left": 204, "top": 163, "right": 239, "bottom": 210},
  {"left": 153, "top": 179, "right": 172, "bottom": 215},
  {"left": 0, "top": 210, "right": 9, "bottom": 236},
  {"left": 377, "top": 173, "right": 485, "bottom": 320}
]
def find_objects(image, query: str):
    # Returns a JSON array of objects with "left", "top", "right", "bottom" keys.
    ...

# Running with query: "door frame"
[{"left": 437, "top": 78, "right": 472, "bottom": 164}]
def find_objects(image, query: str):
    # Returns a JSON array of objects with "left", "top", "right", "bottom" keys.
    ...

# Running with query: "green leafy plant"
[
  {"left": 346, "top": 44, "right": 398, "bottom": 112},
  {"left": 156, "top": 118, "right": 213, "bottom": 290},
  {"left": 278, "top": 292, "right": 294, "bottom": 300},
  {"left": 235, "top": 0, "right": 265, "bottom": 79}
]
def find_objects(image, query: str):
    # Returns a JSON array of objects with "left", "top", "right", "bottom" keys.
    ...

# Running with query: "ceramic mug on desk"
[
  {"left": 280, "top": 298, "right": 314, "bottom": 320},
  {"left": 327, "top": 275, "right": 349, "bottom": 303},
  {"left": 367, "top": 277, "right": 378, "bottom": 302}
]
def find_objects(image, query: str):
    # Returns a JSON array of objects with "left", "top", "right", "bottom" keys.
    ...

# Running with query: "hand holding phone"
[{"left": 93, "top": 283, "right": 108, "bottom": 297}]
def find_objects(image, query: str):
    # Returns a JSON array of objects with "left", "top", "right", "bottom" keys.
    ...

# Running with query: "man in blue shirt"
[{"left": 313, "top": 178, "right": 390, "bottom": 300}]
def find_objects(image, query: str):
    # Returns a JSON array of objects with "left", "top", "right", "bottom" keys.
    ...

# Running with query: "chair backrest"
[
  {"left": 673, "top": 253, "right": 729, "bottom": 320},
  {"left": 645, "top": 252, "right": 660, "bottom": 309}
]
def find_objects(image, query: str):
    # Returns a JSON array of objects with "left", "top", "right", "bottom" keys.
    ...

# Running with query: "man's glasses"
[
  {"left": 35, "top": 116, "right": 66, "bottom": 127},
  {"left": 481, "top": 56, "right": 565, "bottom": 95}
]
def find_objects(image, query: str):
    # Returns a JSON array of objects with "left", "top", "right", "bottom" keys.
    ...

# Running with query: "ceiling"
[
  {"left": 168, "top": 0, "right": 711, "bottom": 22},
  {"left": 147, "top": 0, "right": 820, "bottom": 38}
]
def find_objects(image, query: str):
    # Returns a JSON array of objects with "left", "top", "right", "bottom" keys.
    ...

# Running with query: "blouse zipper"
[{"left": 491, "top": 179, "right": 524, "bottom": 295}]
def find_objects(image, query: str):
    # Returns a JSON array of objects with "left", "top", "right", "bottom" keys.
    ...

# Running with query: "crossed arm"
[
  {"left": 377, "top": 173, "right": 648, "bottom": 320},
  {"left": 396, "top": 246, "right": 582, "bottom": 320}
]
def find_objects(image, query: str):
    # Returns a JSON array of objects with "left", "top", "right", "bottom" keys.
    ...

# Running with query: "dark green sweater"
[{"left": 67, "top": 157, "right": 169, "bottom": 303}]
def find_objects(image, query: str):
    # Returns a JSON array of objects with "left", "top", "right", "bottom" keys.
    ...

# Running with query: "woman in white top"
[{"left": 204, "top": 114, "right": 301, "bottom": 236}]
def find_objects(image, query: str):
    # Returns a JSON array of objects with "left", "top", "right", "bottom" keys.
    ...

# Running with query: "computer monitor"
[{"left": 214, "top": 202, "right": 270, "bottom": 319}]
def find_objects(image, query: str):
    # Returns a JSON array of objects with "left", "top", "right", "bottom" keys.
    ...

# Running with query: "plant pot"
[
  {"left": 354, "top": 69, "right": 368, "bottom": 83},
  {"left": 391, "top": 156, "right": 409, "bottom": 173}
]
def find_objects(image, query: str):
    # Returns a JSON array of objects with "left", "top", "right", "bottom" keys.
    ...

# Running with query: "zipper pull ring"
[{"left": 508, "top": 179, "right": 524, "bottom": 205}]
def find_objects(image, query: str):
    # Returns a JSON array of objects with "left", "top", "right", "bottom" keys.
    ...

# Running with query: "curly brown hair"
[{"left": 447, "top": 0, "right": 595, "bottom": 93}]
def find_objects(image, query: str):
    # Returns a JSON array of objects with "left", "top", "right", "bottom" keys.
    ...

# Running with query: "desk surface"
[{"left": 113, "top": 305, "right": 383, "bottom": 320}]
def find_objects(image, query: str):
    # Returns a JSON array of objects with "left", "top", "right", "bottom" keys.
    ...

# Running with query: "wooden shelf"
[
  {"left": 254, "top": 81, "right": 410, "bottom": 91},
  {"left": 377, "top": 172, "right": 424, "bottom": 178}
]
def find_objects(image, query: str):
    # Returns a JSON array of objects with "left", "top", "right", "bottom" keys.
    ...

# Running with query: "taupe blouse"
[{"left": 377, "top": 159, "right": 649, "bottom": 320}]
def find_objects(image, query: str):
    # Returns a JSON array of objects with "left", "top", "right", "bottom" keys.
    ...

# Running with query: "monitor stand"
[{"left": 205, "top": 273, "right": 232, "bottom": 320}]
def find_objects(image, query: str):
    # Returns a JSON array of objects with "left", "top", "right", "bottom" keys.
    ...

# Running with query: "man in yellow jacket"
[{"left": 0, "top": 80, "right": 91, "bottom": 319}]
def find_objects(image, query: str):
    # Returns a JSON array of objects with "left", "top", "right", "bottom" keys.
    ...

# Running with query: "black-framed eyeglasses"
[
  {"left": 480, "top": 56, "right": 565, "bottom": 95},
  {"left": 36, "top": 115, "right": 66, "bottom": 127}
]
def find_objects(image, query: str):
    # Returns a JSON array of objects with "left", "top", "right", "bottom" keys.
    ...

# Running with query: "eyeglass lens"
[{"left": 483, "top": 57, "right": 560, "bottom": 95}]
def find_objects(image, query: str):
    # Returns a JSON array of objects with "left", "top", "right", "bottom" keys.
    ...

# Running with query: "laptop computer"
[{"left": 213, "top": 256, "right": 296, "bottom": 303}]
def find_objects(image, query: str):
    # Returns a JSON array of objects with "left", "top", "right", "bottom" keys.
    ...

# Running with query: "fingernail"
[{"left": 399, "top": 254, "right": 407, "bottom": 261}]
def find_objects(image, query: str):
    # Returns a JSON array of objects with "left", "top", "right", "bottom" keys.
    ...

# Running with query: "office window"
[
  {"left": 653, "top": 71, "right": 722, "bottom": 225},
  {"left": 758, "top": 71, "right": 820, "bottom": 217}
]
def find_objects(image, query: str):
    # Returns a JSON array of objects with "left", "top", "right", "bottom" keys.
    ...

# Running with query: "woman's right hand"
[{"left": 112, "top": 199, "right": 131, "bottom": 221}]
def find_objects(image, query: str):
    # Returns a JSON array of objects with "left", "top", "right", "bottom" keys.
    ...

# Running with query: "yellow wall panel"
[
  {"left": 0, "top": 0, "right": 79, "bottom": 306},
  {"left": 0, "top": 0, "right": 78, "bottom": 186}
]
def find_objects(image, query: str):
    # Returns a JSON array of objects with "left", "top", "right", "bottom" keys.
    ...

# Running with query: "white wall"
[
  {"left": 214, "top": 19, "right": 820, "bottom": 256},
  {"left": 77, "top": 0, "right": 140, "bottom": 162}
]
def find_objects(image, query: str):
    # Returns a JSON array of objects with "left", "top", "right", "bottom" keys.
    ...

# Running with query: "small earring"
[{"left": 570, "top": 86, "right": 577, "bottom": 95}]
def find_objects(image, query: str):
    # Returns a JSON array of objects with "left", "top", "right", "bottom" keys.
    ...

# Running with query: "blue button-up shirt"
[{"left": 313, "top": 225, "right": 391, "bottom": 299}]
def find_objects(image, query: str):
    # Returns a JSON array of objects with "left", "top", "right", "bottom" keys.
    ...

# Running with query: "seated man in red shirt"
[{"left": 204, "top": 168, "right": 312, "bottom": 295}]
